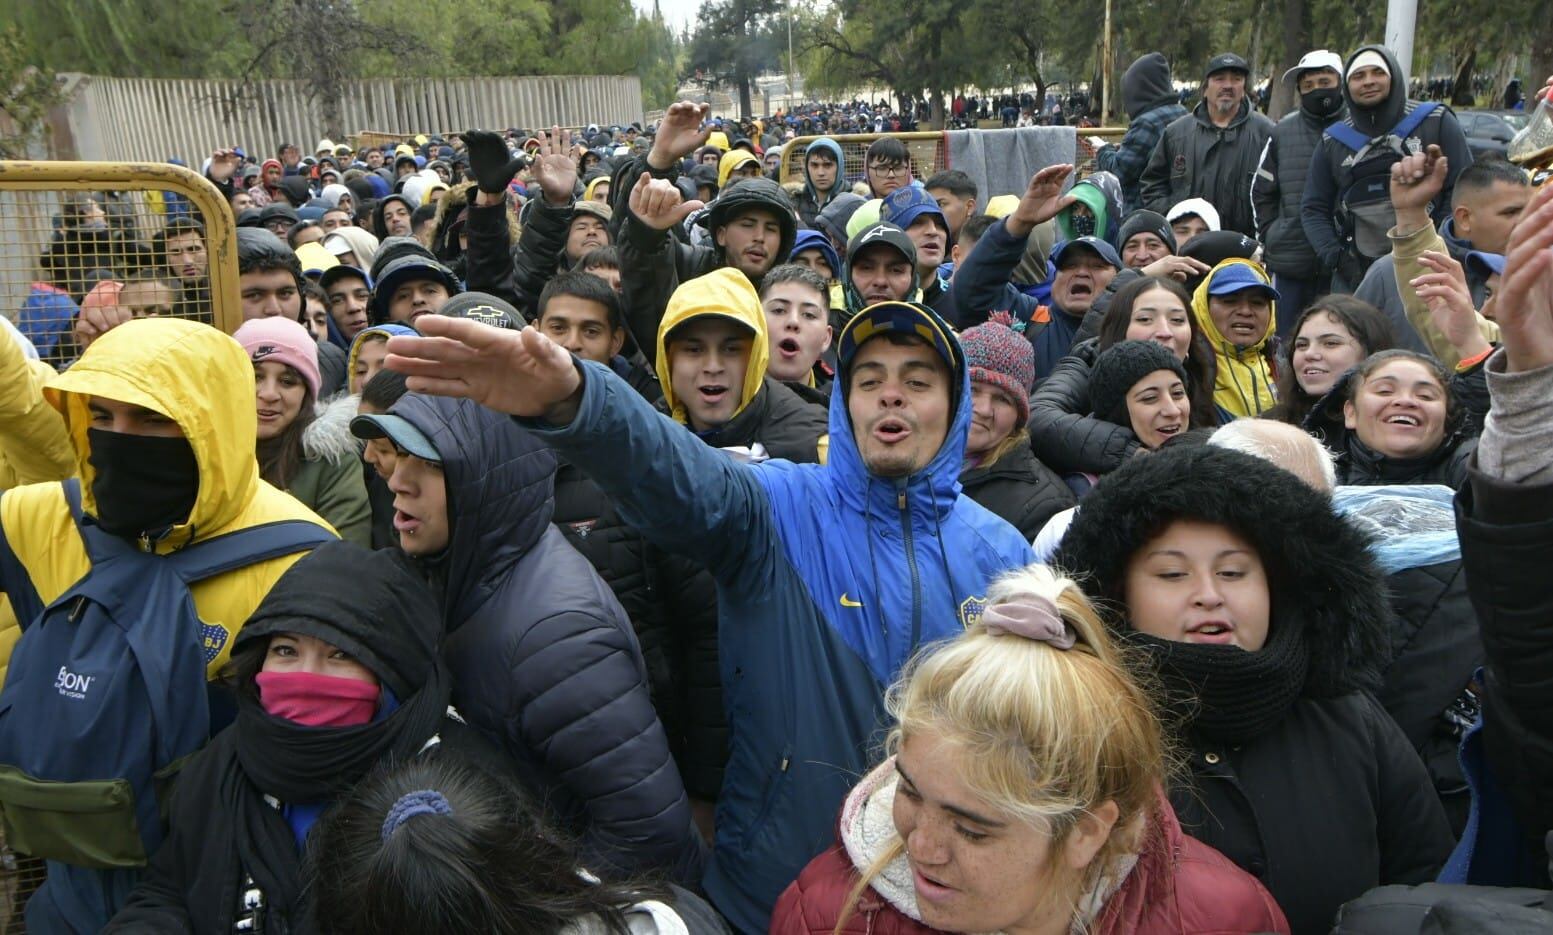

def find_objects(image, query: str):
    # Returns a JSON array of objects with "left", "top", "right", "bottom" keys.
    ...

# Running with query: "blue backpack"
[
  {"left": 0, "top": 479, "right": 331, "bottom": 927},
  {"left": 1325, "top": 102, "right": 1441, "bottom": 263}
]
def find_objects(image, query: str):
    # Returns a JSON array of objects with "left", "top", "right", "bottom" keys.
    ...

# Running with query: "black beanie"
[
  {"left": 1116, "top": 210, "right": 1176, "bottom": 258},
  {"left": 1089, "top": 340, "right": 1189, "bottom": 427}
]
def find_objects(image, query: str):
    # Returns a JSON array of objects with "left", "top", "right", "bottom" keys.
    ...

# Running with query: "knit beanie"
[
  {"left": 234, "top": 316, "right": 322, "bottom": 401},
  {"left": 1116, "top": 210, "right": 1177, "bottom": 258},
  {"left": 1088, "top": 339, "right": 1188, "bottom": 428},
  {"left": 960, "top": 314, "right": 1035, "bottom": 427}
]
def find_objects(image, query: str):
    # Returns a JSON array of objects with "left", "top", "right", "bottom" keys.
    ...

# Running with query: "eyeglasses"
[{"left": 868, "top": 163, "right": 907, "bottom": 178}]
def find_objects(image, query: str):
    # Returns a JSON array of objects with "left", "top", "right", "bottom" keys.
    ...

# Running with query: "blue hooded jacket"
[
  {"left": 790, "top": 228, "right": 842, "bottom": 283},
  {"left": 522, "top": 334, "right": 1034, "bottom": 932}
]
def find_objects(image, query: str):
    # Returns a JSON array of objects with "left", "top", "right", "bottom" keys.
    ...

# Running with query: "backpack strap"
[
  {"left": 164, "top": 521, "right": 335, "bottom": 585},
  {"left": 1393, "top": 101, "right": 1440, "bottom": 140},
  {"left": 1326, "top": 120, "right": 1370, "bottom": 152}
]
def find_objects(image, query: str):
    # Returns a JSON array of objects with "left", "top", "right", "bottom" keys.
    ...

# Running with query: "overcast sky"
[{"left": 637, "top": 0, "right": 703, "bottom": 33}]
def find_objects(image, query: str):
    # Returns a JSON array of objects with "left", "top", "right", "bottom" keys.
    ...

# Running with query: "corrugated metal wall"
[{"left": 58, "top": 74, "right": 644, "bottom": 164}]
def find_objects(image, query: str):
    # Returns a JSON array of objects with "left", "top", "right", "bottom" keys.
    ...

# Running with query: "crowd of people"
[{"left": 1, "top": 42, "right": 1553, "bottom": 935}]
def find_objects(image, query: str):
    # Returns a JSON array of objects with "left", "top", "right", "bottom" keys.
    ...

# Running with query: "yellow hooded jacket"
[
  {"left": 656, "top": 268, "right": 769, "bottom": 428},
  {"left": 0, "top": 329, "right": 74, "bottom": 490},
  {"left": 0, "top": 319, "right": 337, "bottom": 681},
  {"left": 1191, "top": 259, "right": 1279, "bottom": 418},
  {"left": 718, "top": 149, "right": 762, "bottom": 189}
]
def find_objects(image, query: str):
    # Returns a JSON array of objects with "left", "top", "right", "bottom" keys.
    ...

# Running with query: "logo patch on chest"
[
  {"left": 958, "top": 595, "right": 988, "bottom": 629},
  {"left": 201, "top": 622, "right": 230, "bottom": 665}
]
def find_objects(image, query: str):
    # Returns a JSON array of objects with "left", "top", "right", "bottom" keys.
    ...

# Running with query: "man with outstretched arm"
[{"left": 387, "top": 299, "right": 1034, "bottom": 932}]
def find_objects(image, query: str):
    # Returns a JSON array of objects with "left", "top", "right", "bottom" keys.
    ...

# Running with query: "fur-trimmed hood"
[
  {"left": 302, "top": 392, "right": 362, "bottom": 465},
  {"left": 1055, "top": 444, "right": 1392, "bottom": 696}
]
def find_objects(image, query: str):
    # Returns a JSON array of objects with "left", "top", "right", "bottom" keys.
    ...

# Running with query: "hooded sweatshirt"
[
  {"left": 797, "top": 137, "right": 848, "bottom": 228},
  {"left": 656, "top": 269, "right": 827, "bottom": 462},
  {"left": 1097, "top": 53, "right": 1190, "bottom": 214},
  {"left": 717, "top": 149, "right": 762, "bottom": 189},
  {"left": 1191, "top": 259, "right": 1278, "bottom": 418},
  {"left": 1057, "top": 171, "right": 1124, "bottom": 246},
  {"left": 516, "top": 310, "right": 1034, "bottom": 931}
]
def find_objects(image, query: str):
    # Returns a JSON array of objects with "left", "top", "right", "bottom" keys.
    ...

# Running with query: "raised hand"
[
  {"left": 207, "top": 149, "right": 239, "bottom": 183},
  {"left": 464, "top": 129, "right": 527, "bottom": 196},
  {"left": 74, "top": 302, "right": 136, "bottom": 351},
  {"left": 1495, "top": 180, "right": 1553, "bottom": 372},
  {"left": 1006, "top": 163, "right": 1076, "bottom": 237},
  {"left": 627, "top": 172, "right": 704, "bottom": 231},
  {"left": 386, "top": 317, "right": 582, "bottom": 420},
  {"left": 530, "top": 125, "right": 578, "bottom": 207},
  {"left": 1411, "top": 250, "right": 1492, "bottom": 360},
  {"left": 648, "top": 101, "right": 712, "bottom": 170},
  {"left": 1141, "top": 254, "right": 1213, "bottom": 282},
  {"left": 1389, "top": 144, "right": 1448, "bottom": 227}
]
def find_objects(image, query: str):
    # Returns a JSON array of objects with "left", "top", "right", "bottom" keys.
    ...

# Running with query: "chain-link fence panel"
[
  {"left": 777, "top": 128, "right": 1126, "bottom": 193},
  {"left": 0, "top": 162, "right": 240, "bottom": 372}
]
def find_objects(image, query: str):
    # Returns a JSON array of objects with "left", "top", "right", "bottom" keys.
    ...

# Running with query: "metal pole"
[
  {"left": 1385, "top": 0, "right": 1418, "bottom": 87},
  {"left": 1101, "top": 0, "right": 1113, "bottom": 123},
  {"left": 787, "top": 0, "right": 796, "bottom": 101}
]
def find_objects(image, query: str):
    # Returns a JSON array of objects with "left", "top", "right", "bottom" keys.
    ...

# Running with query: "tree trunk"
[
  {"left": 738, "top": 74, "right": 753, "bottom": 119},
  {"left": 1532, "top": 18, "right": 1553, "bottom": 117},
  {"left": 929, "top": 88, "right": 945, "bottom": 130},
  {"left": 1268, "top": 0, "right": 1307, "bottom": 120},
  {"left": 1451, "top": 49, "right": 1477, "bottom": 108}
]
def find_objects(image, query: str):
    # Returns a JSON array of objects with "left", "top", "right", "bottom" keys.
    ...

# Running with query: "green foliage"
[
  {"left": 0, "top": 25, "right": 69, "bottom": 159},
  {"left": 11, "top": 0, "right": 677, "bottom": 112}
]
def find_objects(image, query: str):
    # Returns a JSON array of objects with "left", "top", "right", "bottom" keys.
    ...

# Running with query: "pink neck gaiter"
[{"left": 255, "top": 670, "right": 380, "bottom": 727}]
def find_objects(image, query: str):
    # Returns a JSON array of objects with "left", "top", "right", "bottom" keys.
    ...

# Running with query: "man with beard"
[
  {"left": 1302, "top": 44, "right": 1473, "bottom": 292},
  {"left": 1141, "top": 53, "right": 1274, "bottom": 237},
  {"left": 1253, "top": 50, "right": 1347, "bottom": 333},
  {"left": 158, "top": 218, "right": 211, "bottom": 322}
]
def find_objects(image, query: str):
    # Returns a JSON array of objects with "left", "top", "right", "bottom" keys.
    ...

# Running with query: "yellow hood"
[
  {"left": 656, "top": 268, "right": 769, "bottom": 426},
  {"left": 1191, "top": 258, "right": 1278, "bottom": 418},
  {"left": 718, "top": 149, "right": 762, "bottom": 188},
  {"left": 45, "top": 318, "right": 261, "bottom": 550}
]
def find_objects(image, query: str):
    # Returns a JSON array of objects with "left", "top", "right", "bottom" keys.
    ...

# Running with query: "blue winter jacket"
[{"left": 522, "top": 352, "right": 1035, "bottom": 933}]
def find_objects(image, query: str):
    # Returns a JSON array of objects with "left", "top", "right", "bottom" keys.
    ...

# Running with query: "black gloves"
[{"left": 464, "top": 130, "right": 527, "bottom": 195}]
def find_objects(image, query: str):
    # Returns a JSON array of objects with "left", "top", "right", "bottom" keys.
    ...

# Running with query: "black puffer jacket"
[
  {"left": 959, "top": 442, "right": 1075, "bottom": 540},
  {"left": 552, "top": 461, "right": 725, "bottom": 800},
  {"left": 1027, "top": 339, "right": 1141, "bottom": 474},
  {"left": 1058, "top": 446, "right": 1455, "bottom": 935},
  {"left": 391, "top": 393, "right": 706, "bottom": 883},
  {"left": 1252, "top": 101, "right": 1344, "bottom": 279},
  {"left": 1139, "top": 98, "right": 1275, "bottom": 237},
  {"left": 462, "top": 194, "right": 571, "bottom": 319}
]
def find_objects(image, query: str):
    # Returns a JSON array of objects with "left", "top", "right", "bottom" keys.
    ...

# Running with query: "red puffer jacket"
[{"left": 771, "top": 790, "right": 1289, "bottom": 935}]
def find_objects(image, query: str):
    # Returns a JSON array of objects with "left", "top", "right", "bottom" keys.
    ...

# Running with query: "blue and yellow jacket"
[
  {"left": 524, "top": 326, "right": 1034, "bottom": 932},
  {"left": 0, "top": 319, "right": 337, "bottom": 681}
]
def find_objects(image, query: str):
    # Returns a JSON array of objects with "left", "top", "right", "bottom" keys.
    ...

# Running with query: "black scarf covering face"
[
  {"left": 1124, "top": 612, "right": 1310, "bottom": 746},
  {"left": 217, "top": 541, "right": 450, "bottom": 926}
]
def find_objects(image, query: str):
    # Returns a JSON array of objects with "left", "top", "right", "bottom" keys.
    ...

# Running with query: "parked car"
[{"left": 1460, "top": 110, "right": 1529, "bottom": 158}]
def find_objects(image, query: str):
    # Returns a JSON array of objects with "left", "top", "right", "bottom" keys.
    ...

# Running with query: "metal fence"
[
  {"left": 55, "top": 74, "right": 645, "bottom": 166},
  {"left": 0, "top": 161, "right": 242, "bottom": 371},
  {"left": 777, "top": 127, "right": 1126, "bottom": 194}
]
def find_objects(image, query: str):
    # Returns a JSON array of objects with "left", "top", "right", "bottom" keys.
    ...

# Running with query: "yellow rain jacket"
[
  {"left": 1192, "top": 259, "right": 1279, "bottom": 418},
  {"left": 0, "top": 319, "right": 336, "bottom": 682},
  {"left": 656, "top": 268, "right": 769, "bottom": 427},
  {"left": 0, "top": 328, "right": 74, "bottom": 490},
  {"left": 718, "top": 149, "right": 762, "bottom": 189}
]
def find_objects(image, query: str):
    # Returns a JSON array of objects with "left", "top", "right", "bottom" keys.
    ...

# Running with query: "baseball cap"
[
  {"left": 847, "top": 223, "right": 917, "bottom": 268},
  {"left": 370, "top": 254, "right": 460, "bottom": 324},
  {"left": 1206, "top": 262, "right": 1280, "bottom": 301},
  {"left": 1466, "top": 251, "right": 1506, "bottom": 278},
  {"left": 836, "top": 300, "right": 958, "bottom": 373},
  {"left": 439, "top": 291, "right": 523, "bottom": 330},
  {"left": 350, "top": 413, "right": 441, "bottom": 464},
  {"left": 1282, "top": 50, "right": 1344, "bottom": 85},
  {"left": 294, "top": 241, "right": 339, "bottom": 277},
  {"left": 319, "top": 264, "right": 371, "bottom": 294},
  {"left": 1049, "top": 236, "right": 1123, "bottom": 271},
  {"left": 1205, "top": 53, "right": 1250, "bottom": 79},
  {"left": 881, "top": 185, "right": 948, "bottom": 233}
]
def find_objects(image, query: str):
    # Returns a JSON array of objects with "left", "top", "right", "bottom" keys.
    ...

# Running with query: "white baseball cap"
[{"left": 1282, "top": 50, "right": 1345, "bottom": 85}]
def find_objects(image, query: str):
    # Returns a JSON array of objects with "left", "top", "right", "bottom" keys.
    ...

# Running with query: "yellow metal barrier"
[
  {"left": 0, "top": 161, "right": 241, "bottom": 369},
  {"left": 777, "top": 128, "right": 1128, "bottom": 193}
]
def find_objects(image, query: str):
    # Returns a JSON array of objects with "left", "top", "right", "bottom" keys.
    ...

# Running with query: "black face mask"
[
  {"left": 1300, "top": 87, "right": 1344, "bottom": 120},
  {"left": 86, "top": 428, "right": 200, "bottom": 539},
  {"left": 1069, "top": 211, "right": 1097, "bottom": 238}
]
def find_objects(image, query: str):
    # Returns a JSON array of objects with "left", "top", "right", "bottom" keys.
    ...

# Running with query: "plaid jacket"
[{"left": 1096, "top": 102, "right": 1187, "bottom": 214}]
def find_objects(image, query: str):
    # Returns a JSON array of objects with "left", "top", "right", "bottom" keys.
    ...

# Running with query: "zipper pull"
[
  {"left": 779, "top": 755, "right": 790, "bottom": 772},
  {"left": 897, "top": 490, "right": 907, "bottom": 510},
  {"left": 68, "top": 596, "right": 88, "bottom": 626}
]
